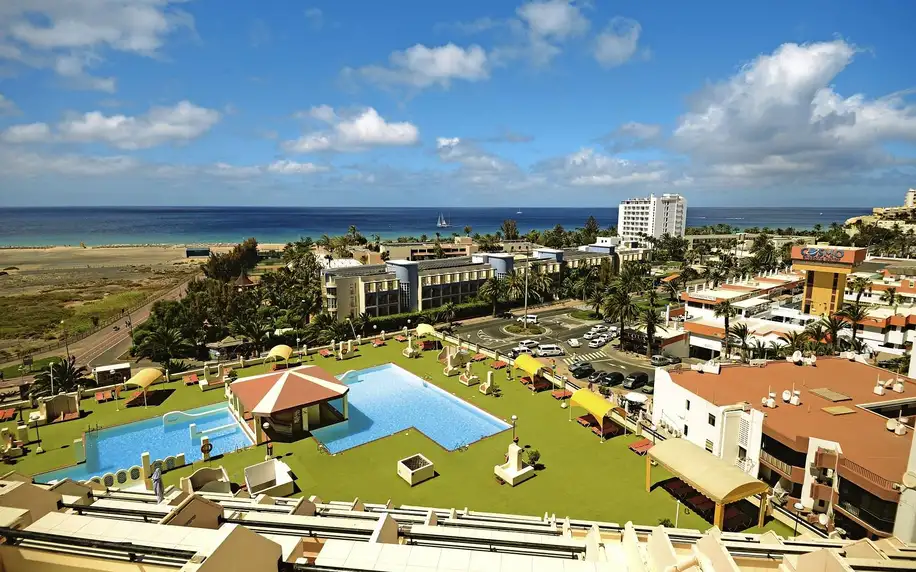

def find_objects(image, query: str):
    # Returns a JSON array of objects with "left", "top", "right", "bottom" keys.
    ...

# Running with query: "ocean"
[{"left": 0, "top": 206, "right": 870, "bottom": 247}]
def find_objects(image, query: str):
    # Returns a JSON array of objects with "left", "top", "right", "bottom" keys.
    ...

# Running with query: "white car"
[
  {"left": 591, "top": 324, "right": 609, "bottom": 333},
  {"left": 517, "top": 314, "right": 539, "bottom": 324},
  {"left": 583, "top": 331, "right": 597, "bottom": 340},
  {"left": 588, "top": 338, "right": 605, "bottom": 348},
  {"left": 567, "top": 338, "right": 581, "bottom": 348},
  {"left": 517, "top": 339, "right": 539, "bottom": 349}
]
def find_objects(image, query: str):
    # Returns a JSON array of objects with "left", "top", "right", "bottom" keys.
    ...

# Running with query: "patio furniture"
[
  {"left": 183, "top": 374, "right": 199, "bottom": 386},
  {"left": 551, "top": 389, "right": 572, "bottom": 400},
  {"left": 180, "top": 465, "right": 232, "bottom": 494},
  {"left": 576, "top": 414, "right": 598, "bottom": 427},
  {"left": 472, "top": 353, "right": 487, "bottom": 362},
  {"left": 244, "top": 458, "right": 295, "bottom": 497},
  {"left": 628, "top": 438, "right": 654, "bottom": 456},
  {"left": 397, "top": 454, "right": 435, "bottom": 486},
  {"left": 490, "top": 360, "right": 507, "bottom": 370},
  {"left": 525, "top": 378, "right": 552, "bottom": 392},
  {"left": 591, "top": 419, "right": 621, "bottom": 438},
  {"left": 372, "top": 339, "right": 385, "bottom": 347},
  {"left": 318, "top": 349, "right": 333, "bottom": 358},
  {"left": 53, "top": 411, "right": 80, "bottom": 423},
  {"left": 0, "top": 409, "right": 15, "bottom": 422},
  {"left": 94, "top": 391, "right": 113, "bottom": 404},
  {"left": 494, "top": 443, "right": 535, "bottom": 487},
  {"left": 394, "top": 335, "right": 408, "bottom": 342}
]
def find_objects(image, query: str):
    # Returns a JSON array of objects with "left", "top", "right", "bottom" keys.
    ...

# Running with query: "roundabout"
[{"left": 501, "top": 323, "right": 552, "bottom": 337}]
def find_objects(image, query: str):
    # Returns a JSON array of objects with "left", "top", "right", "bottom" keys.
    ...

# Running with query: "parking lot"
[{"left": 453, "top": 309, "right": 654, "bottom": 382}]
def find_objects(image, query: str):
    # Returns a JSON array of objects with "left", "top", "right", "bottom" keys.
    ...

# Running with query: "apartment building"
[
  {"left": 379, "top": 236, "right": 478, "bottom": 261},
  {"left": 4, "top": 476, "right": 914, "bottom": 572},
  {"left": 652, "top": 357, "right": 916, "bottom": 540},
  {"left": 322, "top": 249, "right": 612, "bottom": 321},
  {"left": 617, "top": 193, "right": 687, "bottom": 244}
]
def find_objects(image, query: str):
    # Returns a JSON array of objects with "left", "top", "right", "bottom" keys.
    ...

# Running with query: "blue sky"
[{"left": 0, "top": 0, "right": 915, "bottom": 207}]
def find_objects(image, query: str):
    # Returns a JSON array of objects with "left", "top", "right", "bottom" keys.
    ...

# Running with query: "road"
[{"left": 454, "top": 308, "right": 655, "bottom": 381}]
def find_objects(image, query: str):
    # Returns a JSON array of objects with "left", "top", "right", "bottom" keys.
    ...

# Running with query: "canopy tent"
[
  {"left": 514, "top": 354, "right": 545, "bottom": 378},
  {"left": 266, "top": 344, "right": 293, "bottom": 362},
  {"left": 647, "top": 438, "right": 770, "bottom": 529},
  {"left": 570, "top": 388, "right": 612, "bottom": 421},
  {"left": 415, "top": 323, "right": 437, "bottom": 337},
  {"left": 124, "top": 368, "right": 163, "bottom": 390}
]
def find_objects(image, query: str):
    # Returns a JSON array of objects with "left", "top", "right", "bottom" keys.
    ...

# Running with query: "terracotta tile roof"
[
  {"left": 668, "top": 358, "right": 914, "bottom": 489},
  {"left": 230, "top": 365, "right": 347, "bottom": 415}
]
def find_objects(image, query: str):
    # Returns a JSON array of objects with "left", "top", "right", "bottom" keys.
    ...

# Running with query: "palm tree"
[
  {"left": 575, "top": 266, "right": 599, "bottom": 302},
  {"left": 805, "top": 323, "right": 828, "bottom": 354},
  {"left": 748, "top": 338, "right": 768, "bottom": 360},
  {"left": 31, "top": 356, "right": 91, "bottom": 398},
  {"left": 637, "top": 306, "right": 664, "bottom": 359},
  {"left": 839, "top": 303, "right": 869, "bottom": 345},
  {"left": 603, "top": 284, "right": 639, "bottom": 340},
  {"left": 463, "top": 225, "right": 472, "bottom": 236},
  {"left": 779, "top": 331, "right": 810, "bottom": 355},
  {"left": 850, "top": 276, "right": 871, "bottom": 305},
  {"left": 505, "top": 271, "right": 526, "bottom": 302},
  {"left": 437, "top": 302, "right": 457, "bottom": 324},
  {"left": 713, "top": 300, "right": 738, "bottom": 359},
  {"left": 478, "top": 276, "right": 505, "bottom": 317},
  {"left": 881, "top": 287, "right": 898, "bottom": 312},
  {"left": 727, "top": 323, "right": 751, "bottom": 363},
  {"left": 817, "top": 315, "right": 850, "bottom": 355},
  {"left": 133, "top": 325, "right": 193, "bottom": 380}
]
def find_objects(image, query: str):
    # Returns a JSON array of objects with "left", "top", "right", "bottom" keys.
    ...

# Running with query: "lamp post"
[
  {"left": 33, "top": 417, "right": 43, "bottom": 454},
  {"left": 262, "top": 421, "right": 272, "bottom": 460},
  {"left": 346, "top": 317, "right": 357, "bottom": 339},
  {"left": 49, "top": 361, "right": 55, "bottom": 396},
  {"left": 511, "top": 414, "right": 518, "bottom": 443},
  {"left": 793, "top": 501, "right": 805, "bottom": 536},
  {"left": 296, "top": 337, "right": 301, "bottom": 360}
]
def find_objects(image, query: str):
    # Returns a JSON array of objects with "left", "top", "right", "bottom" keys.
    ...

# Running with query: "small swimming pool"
[
  {"left": 311, "top": 364, "right": 510, "bottom": 453},
  {"left": 36, "top": 403, "right": 252, "bottom": 484}
]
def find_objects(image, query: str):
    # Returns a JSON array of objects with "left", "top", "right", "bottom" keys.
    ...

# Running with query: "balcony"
[
  {"left": 813, "top": 448, "right": 838, "bottom": 469},
  {"left": 839, "top": 457, "right": 897, "bottom": 496},
  {"left": 760, "top": 451, "right": 805, "bottom": 483},
  {"left": 811, "top": 483, "right": 838, "bottom": 504},
  {"left": 835, "top": 501, "right": 895, "bottom": 535}
]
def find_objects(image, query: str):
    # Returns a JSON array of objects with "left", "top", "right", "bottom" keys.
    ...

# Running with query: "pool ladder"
[{"left": 85, "top": 424, "right": 102, "bottom": 435}]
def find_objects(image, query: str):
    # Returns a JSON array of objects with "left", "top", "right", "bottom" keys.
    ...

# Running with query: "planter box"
[{"left": 397, "top": 454, "right": 435, "bottom": 486}]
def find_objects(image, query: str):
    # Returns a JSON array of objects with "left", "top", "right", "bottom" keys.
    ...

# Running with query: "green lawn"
[
  {"left": 2, "top": 356, "right": 63, "bottom": 380},
  {"left": 6, "top": 342, "right": 791, "bottom": 535}
]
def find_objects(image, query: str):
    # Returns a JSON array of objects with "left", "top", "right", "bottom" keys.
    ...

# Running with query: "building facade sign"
[{"left": 800, "top": 247, "right": 846, "bottom": 262}]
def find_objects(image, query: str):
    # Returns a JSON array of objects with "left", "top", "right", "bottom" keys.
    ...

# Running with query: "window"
[
  {"left": 705, "top": 440, "right": 714, "bottom": 453},
  {"left": 685, "top": 400, "right": 691, "bottom": 411},
  {"left": 683, "top": 424, "right": 689, "bottom": 437},
  {"left": 708, "top": 413, "right": 716, "bottom": 427},
  {"left": 738, "top": 446, "right": 747, "bottom": 460}
]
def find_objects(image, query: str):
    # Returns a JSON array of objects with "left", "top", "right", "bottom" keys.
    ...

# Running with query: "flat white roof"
[
  {"left": 318, "top": 258, "right": 363, "bottom": 270},
  {"left": 92, "top": 363, "right": 131, "bottom": 373},
  {"left": 732, "top": 296, "right": 771, "bottom": 309}
]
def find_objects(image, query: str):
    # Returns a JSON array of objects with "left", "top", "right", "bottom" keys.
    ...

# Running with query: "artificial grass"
[
  {"left": 1, "top": 356, "right": 63, "bottom": 380},
  {"left": 5, "top": 342, "right": 792, "bottom": 536}
]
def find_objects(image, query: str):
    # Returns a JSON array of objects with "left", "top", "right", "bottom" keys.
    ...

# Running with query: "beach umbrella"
[{"left": 152, "top": 466, "right": 163, "bottom": 503}]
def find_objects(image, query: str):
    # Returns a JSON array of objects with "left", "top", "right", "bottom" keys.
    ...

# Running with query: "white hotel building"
[{"left": 617, "top": 193, "right": 687, "bottom": 245}]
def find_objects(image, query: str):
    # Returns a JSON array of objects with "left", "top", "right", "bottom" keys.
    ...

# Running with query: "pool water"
[
  {"left": 311, "top": 364, "right": 510, "bottom": 453},
  {"left": 36, "top": 403, "right": 252, "bottom": 484}
]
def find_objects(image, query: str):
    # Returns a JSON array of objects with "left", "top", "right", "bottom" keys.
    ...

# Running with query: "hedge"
[{"left": 368, "top": 301, "right": 490, "bottom": 332}]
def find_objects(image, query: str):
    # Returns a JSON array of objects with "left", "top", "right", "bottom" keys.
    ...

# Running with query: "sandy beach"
[{"left": 0, "top": 243, "right": 288, "bottom": 271}]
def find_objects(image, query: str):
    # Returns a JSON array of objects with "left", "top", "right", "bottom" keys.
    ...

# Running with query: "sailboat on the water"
[{"left": 436, "top": 212, "right": 451, "bottom": 228}]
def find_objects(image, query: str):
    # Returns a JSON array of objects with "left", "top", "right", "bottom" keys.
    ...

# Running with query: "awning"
[
  {"left": 514, "top": 354, "right": 544, "bottom": 377},
  {"left": 570, "top": 388, "right": 612, "bottom": 421},
  {"left": 124, "top": 368, "right": 163, "bottom": 390},
  {"left": 266, "top": 344, "right": 293, "bottom": 361},
  {"left": 648, "top": 438, "right": 769, "bottom": 505},
  {"left": 415, "top": 323, "right": 437, "bottom": 337}
]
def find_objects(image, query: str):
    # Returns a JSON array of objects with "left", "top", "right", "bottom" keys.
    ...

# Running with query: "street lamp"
[
  {"left": 262, "top": 421, "right": 272, "bottom": 460},
  {"left": 33, "top": 417, "right": 43, "bottom": 454},
  {"left": 511, "top": 414, "right": 518, "bottom": 443},
  {"left": 346, "top": 317, "right": 357, "bottom": 339},
  {"left": 792, "top": 501, "right": 805, "bottom": 536}
]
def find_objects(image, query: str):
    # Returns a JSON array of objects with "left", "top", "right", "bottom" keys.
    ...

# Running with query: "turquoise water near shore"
[{"left": 0, "top": 206, "right": 869, "bottom": 247}]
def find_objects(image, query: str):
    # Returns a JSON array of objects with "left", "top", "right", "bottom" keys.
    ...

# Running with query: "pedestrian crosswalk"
[{"left": 564, "top": 351, "right": 607, "bottom": 365}]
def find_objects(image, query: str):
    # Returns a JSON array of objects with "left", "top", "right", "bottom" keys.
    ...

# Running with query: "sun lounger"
[
  {"left": 0, "top": 409, "right": 15, "bottom": 422},
  {"left": 490, "top": 360, "right": 507, "bottom": 369},
  {"left": 628, "top": 438, "right": 654, "bottom": 455},
  {"left": 394, "top": 335, "right": 407, "bottom": 342},
  {"left": 576, "top": 414, "right": 597, "bottom": 427},
  {"left": 125, "top": 390, "right": 147, "bottom": 407},
  {"left": 551, "top": 389, "right": 572, "bottom": 400},
  {"left": 372, "top": 339, "right": 385, "bottom": 347},
  {"left": 95, "top": 391, "right": 113, "bottom": 404},
  {"left": 183, "top": 373, "right": 199, "bottom": 386},
  {"left": 525, "top": 378, "right": 552, "bottom": 392},
  {"left": 591, "top": 419, "right": 620, "bottom": 438},
  {"left": 472, "top": 353, "right": 487, "bottom": 362},
  {"left": 319, "top": 349, "right": 333, "bottom": 358}
]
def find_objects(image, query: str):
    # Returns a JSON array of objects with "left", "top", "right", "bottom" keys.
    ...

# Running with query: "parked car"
[
  {"left": 641, "top": 385, "right": 655, "bottom": 395},
  {"left": 607, "top": 325, "right": 619, "bottom": 334},
  {"left": 567, "top": 338, "right": 581, "bottom": 348},
  {"left": 509, "top": 346, "right": 534, "bottom": 358},
  {"left": 591, "top": 324, "right": 608, "bottom": 333},
  {"left": 587, "top": 371, "right": 605, "bottom": 383},
  {"left": 499, "top": 311, "right": 514, "bottom": 319},
  {"left": 651, "top": 355, "right": 670, "bottom": 367},
  {"left": 588, "top": 338, "right": 606, "bottom": 348},
  {"left": 600, "top": 372, "right": 625, "bottom": 387},
  {"left": 665, "top": 355, "right": 682, "bottom": 364},
  {"left": 569, "top": 362, "right": 595, "bottom": 379},
  {"left": 517, "top": 339, "right": 539, "bottom": 349},
  {"left": 517, "top": 314, "right": 539, "bottom": 324},
  {"left": 536, "top": 344, "right": 564, "bottom": 357},
  {"left": 583, "top": 331, "right": 597, "bottom": 340},
  {"left": 623, "top": 371, "right": 650, "bottom": 389}
]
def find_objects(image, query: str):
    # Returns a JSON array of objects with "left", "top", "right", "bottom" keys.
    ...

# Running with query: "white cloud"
[
  {"left": 0, "top": 93, "right": 19, "bottom": 115},
  {"left": 284, "top": 107, "right": 419, "bottom": 153},
  {"left": 347, "top": 43, "right": 489, "bottom": 90},
  {"left": 615, "top": 121, "right": 660, "bottom": 140},
  {"left": 266, "top": 160, "right": 328, "bottom": 174},
  {"left": 58, "top": 101, "right": 220, "bottom": 149},
  {"left": 0, "top": 1, "right": 193, "bottom": 90},
  {"left": 671, "top": 40, "right": 916, "bottom": 185},
  {"left": 2, "top": 122, "right": 52, "bottom": 143},
  {"left": 300, "top": 104, "right": 337, "bottom": 123},
  {"left": 517, "top": 0, "right": 589, "bottom": 41},
  {"left": 304, "top": 8, "right": 324, "bottom": 30},
  {"left": 546, "top": 147, "right": 667, "bottom": 187},
  {"left": 594, "top": 17, "right": 642, "bottom": 68},
  {"left": 436, "top": 136, "right": 508, "bottom": 172},
  {"left": 0, "top": 148, "right": 139, "bottom": 176}
]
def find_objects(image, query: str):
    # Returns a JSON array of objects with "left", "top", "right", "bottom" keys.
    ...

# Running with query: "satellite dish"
[
  {"left": 818, "top": 513, "right": 829, "bottom": 526},
  {"left": 902, "top": 471, "right": 916, "bottom": 490},
  {"left": 887, "top": 419, "right": 898, "bottom": 432},
  {"left": 782, "top": 390, "right": 792, "bottom": 402}
]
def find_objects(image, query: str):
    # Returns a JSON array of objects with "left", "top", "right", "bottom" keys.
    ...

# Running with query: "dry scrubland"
[{"left": 0, "top": 246, "right": 199, "bottom": 361}]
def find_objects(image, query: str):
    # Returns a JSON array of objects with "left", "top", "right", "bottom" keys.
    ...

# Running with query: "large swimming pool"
[
  {"left": 36, "top": 403, "right": 252, "bottom": 484},
  {"left": 311, "top": 364, "right": 510, "bottom": 453}
]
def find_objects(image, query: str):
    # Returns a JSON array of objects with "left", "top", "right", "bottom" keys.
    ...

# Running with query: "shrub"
[
  {"left": 658, "top": 518, "right": 674, "bottom": 527},
  {"left": 525, "top": 449, "right": 541, "bottom": 468}
]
